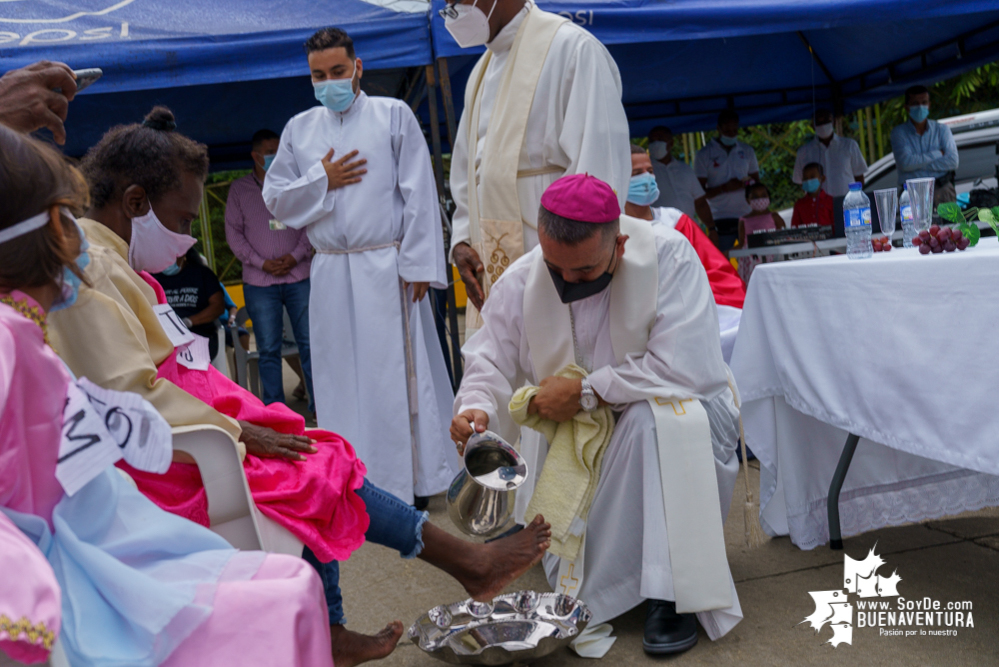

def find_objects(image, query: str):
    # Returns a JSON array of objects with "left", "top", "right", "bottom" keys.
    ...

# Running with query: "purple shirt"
[{"left": 225, "top": 173, "right": 312, "bottom": 286}]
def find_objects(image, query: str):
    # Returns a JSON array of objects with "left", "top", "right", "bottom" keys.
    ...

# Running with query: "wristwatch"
[{"left": 580, "top": 378, "right": 598, "bottom": 412}]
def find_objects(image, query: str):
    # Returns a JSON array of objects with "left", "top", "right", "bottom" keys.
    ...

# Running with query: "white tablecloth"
[{"left": 731, "top": 245, "right": 999, "bottom": 550}]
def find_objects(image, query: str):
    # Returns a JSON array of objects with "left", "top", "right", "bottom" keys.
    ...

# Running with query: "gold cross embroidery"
[
  {"left": 560, "top": 564, "right": 580, "bottom": 595},
  {"left": 654, "top": 397, "right": 693, "bottom": 416}
]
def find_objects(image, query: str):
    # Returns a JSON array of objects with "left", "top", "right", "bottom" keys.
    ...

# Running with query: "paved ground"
[{"left": 270, "top": 334, "right": 999, "bottom": 666}]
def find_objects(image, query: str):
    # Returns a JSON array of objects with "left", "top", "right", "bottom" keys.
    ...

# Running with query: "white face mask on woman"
[{"left": 127, "top": 206, "right": 197, "bottom": 274}]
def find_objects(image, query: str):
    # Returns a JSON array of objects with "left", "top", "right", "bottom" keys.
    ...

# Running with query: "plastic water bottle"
[
  {"left": 899, "top": 184, "right": 916, "bottom": 248},
  {"left": 844, "top": 182, "right": 873, "bottom": 259}
]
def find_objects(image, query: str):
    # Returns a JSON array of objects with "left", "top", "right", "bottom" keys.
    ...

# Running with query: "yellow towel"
[{"left": 509, "top": 364, "right": 614, "bottom": 561}]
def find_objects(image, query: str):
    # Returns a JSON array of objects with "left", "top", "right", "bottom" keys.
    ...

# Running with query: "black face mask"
[{"left": 547, "top": 266, "right": 614, "bottom": 304}]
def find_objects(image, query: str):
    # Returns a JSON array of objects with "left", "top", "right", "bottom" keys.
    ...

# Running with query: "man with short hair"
[
  {"left": 225, "top": 128, "right": 315, "bottom": 413},
  {"left": 890, "top": 84, "right": 959, "bottom": 204},
  {"left": 694, "top": 110, "right": 759, "bottom": 252},
  {"left": 452, "top": 173, "right": 742, "bottom": 656},
  {"left": 444, "top": 0, "right": 630, "bottom": 333},
  {"left": 263, "top": 28, "right": 460, "bottom": 506},
  {"left": 646, "top": 126, "right": 718, "bottom": 246},
  {"left": 792, "top": 108, "right": 867, "bottom": 198}
]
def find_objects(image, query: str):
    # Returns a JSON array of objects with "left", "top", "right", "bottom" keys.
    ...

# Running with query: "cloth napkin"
[{"left": 509, "top": 364, "right": 614, "bottom": 561}]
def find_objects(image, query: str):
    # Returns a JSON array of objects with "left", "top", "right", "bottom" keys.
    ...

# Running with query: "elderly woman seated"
[{"left": 46, "top": 108, "right": 551, "bottom": 667}]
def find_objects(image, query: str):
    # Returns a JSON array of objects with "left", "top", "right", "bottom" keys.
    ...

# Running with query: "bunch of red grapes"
[
  {"left": 912, "top": 225, "right": 970, "bottom": 254},
  {"left": 872, "top": 236, "right": 892, "bottom": 252}
]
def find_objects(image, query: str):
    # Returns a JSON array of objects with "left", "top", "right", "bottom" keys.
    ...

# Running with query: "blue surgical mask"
[
  {"left": 51, "top": 249, "right": 90, "bottom": 313},
  {"left": 908, "top": 105, "right": 930, "bottom": 123},
  {"left": 627, "top": 173, "right": 660, "bottom": 206},
  {"left": 802, "top": 178, "right": 821, "bottom": 194},
  {"left": 160, "top": 262, "right": 182, "bottom": 276},
  {"left": 719, "top": 135, "right": 738, "bottom": 147},
  {"left": 262, "top": 154, "right": 276, "bottom": 171},
  {"left": 314, "top": 73, "right": 357, "bottom": 113}
]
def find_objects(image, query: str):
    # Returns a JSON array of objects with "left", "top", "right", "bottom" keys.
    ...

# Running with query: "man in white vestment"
[
  {"left": 264, "top": 28, "right": 460, "bottom": 504},
  {"left": 451, "top": 174, "right": 743, "bottom": 655},
  {"left": 442, "top": 0, "right": 630, "bottom": 330}
]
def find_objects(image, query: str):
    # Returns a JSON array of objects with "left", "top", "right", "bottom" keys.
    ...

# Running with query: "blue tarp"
[
  {"left": 431, "top": 1, "right": 999, "bottom": 135},
  {"left": 0, "top": 0, "right": 433, "bottom": 160}
]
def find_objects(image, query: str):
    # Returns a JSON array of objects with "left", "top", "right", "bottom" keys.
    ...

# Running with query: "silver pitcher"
[{"left": 446, "top": 430, "right": 528, "bottom": 539}]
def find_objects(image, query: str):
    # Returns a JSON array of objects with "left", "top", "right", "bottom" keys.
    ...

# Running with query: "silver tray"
[{"left": 408, "top": 591, "right": 591, "bottom": 666}]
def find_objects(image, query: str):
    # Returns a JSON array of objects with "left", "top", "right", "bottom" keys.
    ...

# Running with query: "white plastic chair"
[{"left": 171, "top": 424, "right": 303, "bottom": 556}]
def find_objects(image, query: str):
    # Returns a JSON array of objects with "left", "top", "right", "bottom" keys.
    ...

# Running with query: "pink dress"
[
  {"left": 118, "top": 273, "right": 369, "bottom": 563},
  {"left": 0, "top": 513, "right": 60, "bottom": 664},
  {"left": 0, "top": 294, "right": 334, "bottom": 667},
  {"left": 739, "top": 211, "right": 779, "bottom": 236}
]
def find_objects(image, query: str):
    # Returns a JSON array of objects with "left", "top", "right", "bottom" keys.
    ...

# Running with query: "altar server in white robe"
[
  {"left": 264, "top": 27, "right": 460, "bottom": 504},
  {"left": 443, "top": 0, "right": 630, "bottom": 331},
  {"left": 451, "top": 175, "right": 742, "bottom": 656}
]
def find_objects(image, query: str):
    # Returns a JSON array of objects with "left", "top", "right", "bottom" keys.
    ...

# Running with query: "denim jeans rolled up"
[
  {"left": 243, "top": 279, "right": 315, "bottom": 412},
  {"left": 302, "top": 479, "right": 429, "bottom": 625}
]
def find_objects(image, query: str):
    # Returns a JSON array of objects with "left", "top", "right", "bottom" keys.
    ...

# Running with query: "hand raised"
[
  {"left": 322, "top": 148, "right": 367, "bottom": 191},
  {"left": 0, "top": 61, "right": 77, "bottom": 145}
]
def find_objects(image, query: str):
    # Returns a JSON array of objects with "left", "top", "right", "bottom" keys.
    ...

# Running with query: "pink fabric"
[
  {"left": 541, "top": 173, "right": 620, "bottom": 223},
  {"left": 740, "top": 212, "right": 778, "bottom": 235},
  {"left": 0, "top": 513, "right": 60, "bottom": 664},
  {"left": 0, "top": 295, "right": 69, "bottom": 528},
  {"left": 162, "top": 554, "right": 332, "bottom": 667},
  {"left": 0, "top": 293, "right": 334, "bottom": 667},
  {"left": 132, "top": 272, "right": 370, "bottom": 563}
]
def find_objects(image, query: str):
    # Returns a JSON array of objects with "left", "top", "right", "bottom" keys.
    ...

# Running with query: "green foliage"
[
  {"left": 192, "top": 170, "right": 249, "bottom": 283},
  {"left": 974, "top": 206, "right": 999, "bottom": 239}
]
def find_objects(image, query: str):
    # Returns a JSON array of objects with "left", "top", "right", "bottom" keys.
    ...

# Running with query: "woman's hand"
[{"left": 238, "top": 421, "right": 317, "bottom": 462}]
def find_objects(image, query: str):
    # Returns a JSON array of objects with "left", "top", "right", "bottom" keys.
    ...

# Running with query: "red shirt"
[
  {"left": 673, "top": 214, "right": 746, "bottom": 309},
  {"left": 791, "top": 190, "right": 834, "bottom": 229}
]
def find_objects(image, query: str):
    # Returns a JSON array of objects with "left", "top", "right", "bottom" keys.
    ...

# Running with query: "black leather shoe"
[
  {"left": 413, "top": 496, "right": 430, "bottom": 511},
  {"left": 643, "top": 599, "right": 698, "bottom": 655}
]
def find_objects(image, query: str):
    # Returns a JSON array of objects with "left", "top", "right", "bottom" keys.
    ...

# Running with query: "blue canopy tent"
[
  {"left": 0, "top": 0, "right": 435, "bottom": 165},
  {"left": 429, "top": 0, "right": 999, "bottom": 138}
]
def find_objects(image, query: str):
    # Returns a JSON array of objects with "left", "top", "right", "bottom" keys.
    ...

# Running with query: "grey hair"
[{"left": 537, "top": 205, "right": 619, "bottom": 246}]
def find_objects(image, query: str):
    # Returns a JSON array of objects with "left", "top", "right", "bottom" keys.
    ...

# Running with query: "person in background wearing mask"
[
  {"left": 791, "top": 162, "right": 834, "bottom": 229},
  {"left": 225, "top": 128, "right": 315, "bottom": 414},
  {"left": 646, "top": 126, "right": 718, "bottom": 246},
  {"left": 626, "top": 145, "right": 744, "bottom": 362},
  {"left": 152, "top": 246, "right": 225, "bottom": 360},
  {"left": 263, "top": 28, "right": 460, "bottom": 509},
  {"left": 792, "top": 108, "right": 867, "bottom": 198},
  {"left": 890, "top": 84, "right": 959, "bottom": 204},
  {"left": 694, "top": 110, "right": 760, "bottom": 253},
  {"left": 444, "top": 0, "right": 630, "bottom": 336}
]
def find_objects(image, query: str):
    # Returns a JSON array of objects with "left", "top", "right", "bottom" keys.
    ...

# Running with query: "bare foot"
[
  {"left": 329, "top": 622, "right": 402, "bottom": 667},
  {"left": 463, "top": 514, "right": 552, "bottom": 601}
]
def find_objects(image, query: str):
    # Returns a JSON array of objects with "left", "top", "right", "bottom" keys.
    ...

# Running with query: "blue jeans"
[
  {"left": 243, "top": 279, "right": 314, "bottom": 413},
  {"left": 302, "top": 479, "right": 428, "bottom": 625}
]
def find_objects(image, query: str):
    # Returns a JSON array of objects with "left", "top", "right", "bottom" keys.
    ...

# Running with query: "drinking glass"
[
  {"left": 874, "top": 188, "right": 898, "bottom": 246},
  {"left": 906, "top": 177, "right": 935, "bottom": 232}
]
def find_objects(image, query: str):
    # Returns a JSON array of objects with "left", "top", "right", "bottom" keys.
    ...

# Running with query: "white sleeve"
[
  {"left": 394, "top": 105, "right": 446, "bottom": 286},
  {"left": 448, "top": 104, "right": 472, "bottom": 263},
  {"left": 851, "top": 139, "right": 868, "bottom": 177},
  {"left": 454, "top": 271, "right": 528, "bottom": 444},
  {"left": 792, "top": 146, "right": 806, "bottom": 184},
  {"left": 747, "top": 145, "right": 760, "bottom": 174},
  {"left": 262, "top": 118, "right": 334, "bottom": 230},
  {"left": 687, "top": 166, "right": 706, "bottom": 198},
  {"left": 556, "top": 35, "right": 631, "bottom": 210},
  {"left": 587, "top": 233, "right": 731, "bottom": 407},
  {"left": 694, "top": 148, "right": 709, "bottom": 179}
]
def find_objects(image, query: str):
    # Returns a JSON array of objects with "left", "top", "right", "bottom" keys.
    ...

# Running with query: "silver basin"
[{"left": 409, "top": 591, "right": 591, "bottom": 665}]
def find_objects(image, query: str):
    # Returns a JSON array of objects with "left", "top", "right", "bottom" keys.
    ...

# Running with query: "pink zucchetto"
[{"left": 540, "top": 173, "right": 620, "bottom": 223}]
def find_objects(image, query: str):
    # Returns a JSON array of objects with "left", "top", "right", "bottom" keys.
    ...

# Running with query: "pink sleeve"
[
  {"left": 136, "top": 271, "right": 168, "bottom": 305},
  {"left": 0, "top": 513, "right": 60, "bottom": 664}
]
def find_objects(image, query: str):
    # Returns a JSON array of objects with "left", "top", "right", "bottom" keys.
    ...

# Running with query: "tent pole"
[
  {"left": 865, "top": 107, "right": 876, "bottom": 164},
  {"left": 874, "top": 103, "right": 885, "bottom": 159},
  {"left": 437, "top": 58, "right": 459, "bottom": 151},
  {"left": 199, "top": 189, "right": 215, "bottom": 271},
  {"left": 425, "top": 62, "right": 464, "bottom": 388}
]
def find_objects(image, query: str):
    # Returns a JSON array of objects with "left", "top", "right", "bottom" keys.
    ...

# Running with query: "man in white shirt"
[
  {"left": 263, "top": 28, "right": 460, "bottom": 508},
  {"left": 792, "top": 108, "right": 867, "bottom": 198},
  {"left": 694, "top": 110, "right": 759, "bottom": 253},
  {"left": 647, "top": 126, "right": 718, "bottom": 246},
  {"left": 444, "top": 0, "right": 630, "bottom": 331}
]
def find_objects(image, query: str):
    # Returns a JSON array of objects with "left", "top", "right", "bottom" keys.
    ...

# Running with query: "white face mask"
[
  {"left": 648, "top": 140, "right": 669, "bottom": 161},
  {"left": 127, "top": 205, "right": 197, "bottom": 273},
  {"left": 815, "top": 122, "right": 834, "bottom": 139},
  {"left": 443, "top": 0, "right": 497, "bottom": 49}
]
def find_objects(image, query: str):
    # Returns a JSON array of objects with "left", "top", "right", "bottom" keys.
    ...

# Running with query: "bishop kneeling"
[{"left": 451, "top": 174, "right": 743, "bottom": 656}]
